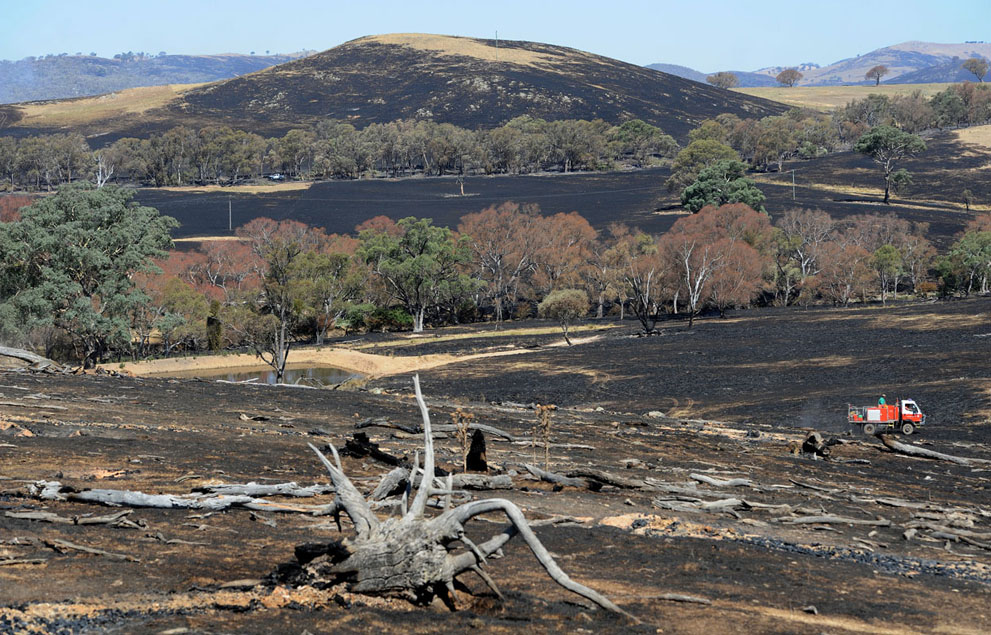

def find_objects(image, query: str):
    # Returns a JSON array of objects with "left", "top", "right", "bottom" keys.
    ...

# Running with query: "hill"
[
  {"left": 648, "top": 41, "right": 991, "bottom": 87},
  {"left": 644, "top": 63, "right": 779, "bottom": 87},
  {"left": 802, "top": 41, "right": 991, "bottom": 85},
  {"left": 161, "top": 34, "right": 784, "bottom": 142},
  {"left": 0, "top": 52, "right": 311, "bottom": 104}
]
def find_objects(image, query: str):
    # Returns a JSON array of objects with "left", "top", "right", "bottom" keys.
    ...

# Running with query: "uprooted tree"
[{"left": 289, "top": 375, "right": 636, "bottom": 620}]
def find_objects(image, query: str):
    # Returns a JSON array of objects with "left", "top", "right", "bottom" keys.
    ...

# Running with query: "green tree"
[
  {"left": 680, "top": 159, "right": 766, "bottom": 213},
  {"left": 235, "top": 218, "right": 320, "bottom": 382},
  {"left": 291, "top": 247, "right": 363, "bottom": 344},
  {"left": 0, "top": 184, "right": 176, "bottom": 365},
  {"left": 359, "top": 217, "right": 474, "bottom": 332},
  {"left": 870, "top": 244, "right": 903, "bottom": 303},
  {"left": 665, "top": 139, "right": 738, "bottom": 192},
  {"left": 854, "top": 125, "right": 926, "bottom": 204},
  {"left": 538, "top": 289, "right": 588, "bottom": 345},
  {"left": 610, "top": 120, "right": 678, "bottom": 167}
]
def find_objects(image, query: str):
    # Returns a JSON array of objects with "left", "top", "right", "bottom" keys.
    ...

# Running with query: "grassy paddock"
[
  {"left": 735, "top": 83, "right": 954, "bottom": 111},
  {"left": 13, "top": 83, "right": 203, "bottom": 127}
]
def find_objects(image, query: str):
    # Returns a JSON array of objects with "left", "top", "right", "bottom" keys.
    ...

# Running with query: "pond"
[{"left": 159, "top": 365, "right": 360, "bottom": 387}]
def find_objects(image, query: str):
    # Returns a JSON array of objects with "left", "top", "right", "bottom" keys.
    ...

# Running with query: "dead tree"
[{"left": 294, "top": 375, "right": 636, "bottom": 621}]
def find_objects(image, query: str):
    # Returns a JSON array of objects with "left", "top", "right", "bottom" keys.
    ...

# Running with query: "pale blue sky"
[{"left": 2, "top": 0, "right": 988, "bottom": 71}]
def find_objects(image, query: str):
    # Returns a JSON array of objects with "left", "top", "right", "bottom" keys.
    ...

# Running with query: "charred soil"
[{"left": 1, "top": 299, "right": 990, "bottom": 633}]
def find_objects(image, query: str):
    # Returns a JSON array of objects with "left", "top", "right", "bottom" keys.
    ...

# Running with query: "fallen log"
[
  {"left": 567, "top": 468, "right": 646, "bottom": 490},
  {"left": 878, "top": 435, "right": 988, "bottom": 466},
  {"left": 6, "top": 509, "right": 136, "bottom": 527},
  {"left": 0, "top": 346, "right": 62, "bottom": 370},
  {"left": 690, "top": 473, "right": 753, "bottom": 488},
  {"left": 27, "top": 481, "right": 338, "bottom": 515},
  {"left": 524, "top": 464, "right": 599, "bottom": 490},
  {"left": 193, "top": 482, "right": 334, "bottom": 498},
  {"left": 45, "top": 538, "right": 139, "bottom": 562},
  {"left": 781, "top": 515, "right": 891, "bottom": 527}
]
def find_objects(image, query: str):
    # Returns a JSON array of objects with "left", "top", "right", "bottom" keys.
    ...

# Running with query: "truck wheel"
[
  {"left": 863, "top": 423, "right": 877, "bottom": 435},
  {"left": 901, "top": 422, "right": 914, "bottom": 435}
]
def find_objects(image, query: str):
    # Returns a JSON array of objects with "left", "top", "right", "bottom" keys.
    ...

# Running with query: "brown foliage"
[{"left": 0, "top": 194, "right": 35, "bottom": 222}]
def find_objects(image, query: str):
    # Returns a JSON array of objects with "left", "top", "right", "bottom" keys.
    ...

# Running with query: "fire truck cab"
[{"left": 847, "top": 399, "right": 926, "bottom": 435}]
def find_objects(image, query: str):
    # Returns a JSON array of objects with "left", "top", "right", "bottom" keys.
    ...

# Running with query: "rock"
[{"left": 646, "top": 411, "right": 665, "bottom": 419}]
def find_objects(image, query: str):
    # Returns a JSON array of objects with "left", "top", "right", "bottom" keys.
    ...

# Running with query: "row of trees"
[
  {"left": 0, "top": 117, "right": 679, "bottom": 191},
  {"left": 3, "top": 183, "right": 988, "bottom": 374},
  {"left": 709, "top": 58, "right": 989, "bottom": 89}
]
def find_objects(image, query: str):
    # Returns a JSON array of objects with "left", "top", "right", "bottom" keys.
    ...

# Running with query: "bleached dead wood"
[
  {"left": 690, "top": 473, "right": 754, "bottom": 488},
  {"left": 292, "top": 375, "right": 637, "bottom": 621},
  {"left": 781, "top": 515, "right": 891, "bottom": 527},
  {"left": 878, "top": 435, "right": 989, "bottom": 466},
  {"left": 0, "top": 346, "right": 62, "bottom": 370},
  {"left": 524, "top": 463, "right": 597, "bottom": 490},
  {"left": 27, "top": 481, "right": 338, "bottom": 515},
  {"left": 193, "top": 482, "right": 334, "bottom": 497}
]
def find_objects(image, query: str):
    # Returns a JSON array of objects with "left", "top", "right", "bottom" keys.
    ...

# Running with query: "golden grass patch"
[
  {"left": 955, "top": 124, "right": 991, "bottom": 150},
  {"left": 735, "top": 83, "right": 953, "bottom": 111},
  {"left": 359, "top": 33, "right": 558, "bottom": 68},
  {"left": 14, "top": 84, "right": 201, "bottom": 127},
  {"left": 869, "top": 311, "right": 989, "bottom": 331},
  {"left": 157, "top": 182, "right": 313, "bottom": 194}
]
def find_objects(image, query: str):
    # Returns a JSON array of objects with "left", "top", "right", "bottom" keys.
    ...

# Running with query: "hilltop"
[
  {"left": 0, "top": 52, "right": 311, "bottom": 104},
  {"left": 651, "top": 40, "right": 991, "bottom": 86},
  {"left": 1, "top": 34, "right": 785, "bottom": 143}
]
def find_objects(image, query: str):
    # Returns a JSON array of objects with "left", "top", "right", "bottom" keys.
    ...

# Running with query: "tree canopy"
[
  {"left": 854, "top": 125, "right": 926, "bottom": 204},
  {"left": 706, "top": 72, "right": 739, "bottom": 89},
  {"left": 865, "top": 65, "right": 889, "bottom": 86},
  {"left": 775, "top": 69, "right": 803, "bottom": 87},
  {"left": 680, "top": 159, "right": 766, "bottom": 213},
  {"left": 962, "top": 57, "right": 989, "bottom": 83},
  {"left": 0, "top": 184, "right": 176, "bottom": 365}
]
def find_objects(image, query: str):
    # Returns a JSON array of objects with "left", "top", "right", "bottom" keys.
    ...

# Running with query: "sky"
[{"left": 2, "top": 0, "right": 989, "bottom": 71}]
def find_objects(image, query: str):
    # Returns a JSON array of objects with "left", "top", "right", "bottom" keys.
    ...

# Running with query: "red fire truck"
[{"left": 848, "top": 399, "right": 926, "bottom": 435}]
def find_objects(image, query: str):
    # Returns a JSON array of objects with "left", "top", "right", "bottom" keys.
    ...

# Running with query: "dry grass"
[
  {"left": 14, "top": 84, "right": 201, "bottom": 127},
  {"left": 753, "top": 172, "right": 990, "bottom": 211},
  {"left": 955, "top": 124, "right": 991, "bottom": 149},
  {"left": 735, "top": 83, "right": 953, "bottom": 111},
  {"left": 172, "top": 236, "right": 245, "bottom": 243},
  {"left": 359, "top": 33, "right": 558, "bottom": 68},
  {"left": 868, "top": 311, "right": 989, "bottom": 331},
  {"left": 158, "top": 182, "right": 312, "bottom": 194},
  {"left": 113, "top": 331, "right": 609, "bottom": 379}
]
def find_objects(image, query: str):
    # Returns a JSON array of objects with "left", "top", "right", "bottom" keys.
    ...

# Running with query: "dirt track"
[{"left": 2, "top": 298, "right": 991, "bottom": 633}]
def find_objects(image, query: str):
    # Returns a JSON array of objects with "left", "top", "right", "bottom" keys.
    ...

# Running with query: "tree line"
[
  {"left": 3, "top": 81, "right": 989, "bottom": 194},
  {"left": 0, "top": 117, "right": 678, "bottom": 191},
  {"left": 2, "top": 184, "right": 988, "bottom": 376}
]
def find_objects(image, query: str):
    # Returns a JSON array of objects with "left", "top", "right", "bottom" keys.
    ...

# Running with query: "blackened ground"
[
  {"left": 140, "top": 134, "right": 981, "bottom": 246},
  {"left": 1, "top": 298, "right": 990, "bottom": 633}
]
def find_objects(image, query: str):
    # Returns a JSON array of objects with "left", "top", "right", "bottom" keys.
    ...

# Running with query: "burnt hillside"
[{"left": 170, "top": 34, "right": 785, "bottom": 142}]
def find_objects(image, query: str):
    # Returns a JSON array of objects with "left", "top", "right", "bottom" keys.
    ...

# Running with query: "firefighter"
[{"left": 878, "top": 394, "right": 887, "bottom": 406}]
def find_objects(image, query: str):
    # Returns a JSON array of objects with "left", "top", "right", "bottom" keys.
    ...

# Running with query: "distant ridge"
[
  {"left": 0, "top": 52, "right": 312, "bottom": 104},
  {"left": 647, "top": 41, "right": 991, "bottom": 87}
]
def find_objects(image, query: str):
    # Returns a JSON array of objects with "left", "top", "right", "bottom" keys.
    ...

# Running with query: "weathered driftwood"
[
  {"left": 292, "top": 375, "right": 636, "bottom": 621},
  {"left": 781, "top": 515, "right": 891, "bottom": 527},
  {"left": 5, "top": 509, "right": 137, "bottom": 527},
  {"left": 44, "top": 538, "right": 139, "bottom": 562},
  {"left": 878, "top": 435, "right": 988, "bottom": 466},
  {"left": 524, "top": 463, "right": 598, "bottom": 490},
  {"left": 689, "top": 473, "right": 754, "bottom": 488},
  {"left": 357, "top": 416, "right": 521, "bottom": 442},
  {"left": 27, "top": 481, "right": 338, "bottom": 515},
  {"left": 0, "top": 346, "right": 62, "bottom": 370},
  {"left": 193, "top": 482, "right": 334, "bottom": 498}
]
